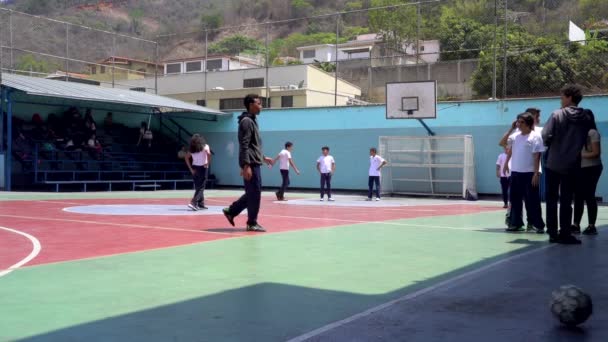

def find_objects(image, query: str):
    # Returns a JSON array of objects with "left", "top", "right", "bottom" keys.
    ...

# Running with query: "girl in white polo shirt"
[{"left": 184, "top": 134, "right": 211, "bottom": 210}]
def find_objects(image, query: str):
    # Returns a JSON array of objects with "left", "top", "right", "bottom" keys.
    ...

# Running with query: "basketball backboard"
[{"left": 386, "top": 81, "right": 437, "bottom": 119}]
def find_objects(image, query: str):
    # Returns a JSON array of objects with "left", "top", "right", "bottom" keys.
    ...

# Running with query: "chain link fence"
[
  {"left": 1, "top": 1, "right": 607, "bottom": 108},
  {"left": 0, "top": 8, "right": 158, "bottom": 91}
]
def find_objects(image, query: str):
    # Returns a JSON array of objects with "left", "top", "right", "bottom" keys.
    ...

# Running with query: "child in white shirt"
[
  {"left": 496, "top": 147, "right": 510, "bottom": 208},
  {"left": 368, "top": 147, "right": 387, "bottom": 201},
  {"left": 316, "top": 146, "right": 335, "bottom": 201},
  {"left": 503, "top": 113, "right": 545, "bottom": 233},
  {"left": 273, "top": 141, "right": 300, "bottom": 201}
]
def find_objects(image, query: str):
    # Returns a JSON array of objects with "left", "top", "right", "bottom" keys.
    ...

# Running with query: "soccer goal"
[{"left": 378, "top": 135, "right": 477, "bottom": 200}]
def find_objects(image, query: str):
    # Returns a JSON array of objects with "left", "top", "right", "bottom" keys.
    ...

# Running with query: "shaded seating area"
[{"left": 1, "top": 73, "right": 227, "bottom": 192}]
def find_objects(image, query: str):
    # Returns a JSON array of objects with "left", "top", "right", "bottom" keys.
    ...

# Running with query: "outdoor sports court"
[{"left": 1, "top": 190, "right": 606, "bottom": 341}]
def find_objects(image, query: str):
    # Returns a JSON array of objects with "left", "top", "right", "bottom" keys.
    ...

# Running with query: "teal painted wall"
[{"left": 176, "top": 96, "right": 608, "bottom": 200}]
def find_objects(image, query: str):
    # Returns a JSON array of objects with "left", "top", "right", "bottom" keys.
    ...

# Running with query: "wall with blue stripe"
[{"left": 177, "top": 96, "right": 608, "bottom": 200}]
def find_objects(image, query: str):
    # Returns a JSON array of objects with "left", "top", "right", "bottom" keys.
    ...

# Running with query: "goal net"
[{"left": 378, "top": 135, "right": 477, "bottom": 200}]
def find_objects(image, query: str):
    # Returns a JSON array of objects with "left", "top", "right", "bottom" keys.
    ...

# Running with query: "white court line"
[
  {"left": 0, "top": 214, "right": 238, "bottom": 236},
  {"left": 287, "top": 243, "right": 555, "bottom": 342},
  {"left": 260, "top": 213, "right": 485, "bottom": 231},
  {"left": 34, "top": 200, "right": 84, "bottom": 205},
  {"left": 0, "top": 226, "right": 42, "bottom": 278}
]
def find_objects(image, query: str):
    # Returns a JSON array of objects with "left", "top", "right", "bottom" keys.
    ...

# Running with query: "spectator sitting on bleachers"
[
  {"left": 87, "top": 133, "right": 103, "bottom": 160},
  {"left": 13, "top": 131, "right": 33, "bottom": 162},
  {"left": 84, "top": 109, "right": 97, "bottom": 135},
  {"left": 137, "top": 121, "right": 153, "bottom": 148}
]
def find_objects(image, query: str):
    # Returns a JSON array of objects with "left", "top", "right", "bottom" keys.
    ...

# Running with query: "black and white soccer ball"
[{"left": 550, "top": 285, "right": 593, "bottom": 327}]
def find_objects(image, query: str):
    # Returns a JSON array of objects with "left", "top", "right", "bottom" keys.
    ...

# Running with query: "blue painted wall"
[{"left": 176, "top": 96, "right": 608, "bottom": 200}]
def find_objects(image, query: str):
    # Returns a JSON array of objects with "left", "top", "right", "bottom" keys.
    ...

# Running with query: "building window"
[
  {"left": 196, "top": 100, "right": 207, "bottom": 107},
  {"left": 100, "top": 66, "right": 106, "bottom": 74},
  {"left": 420, "top": 46, "right": 425, "bottom": 52},
  {"left": 130, "top": 87, "right": 146, "bottom": 92},
  {"left": 220, "top": 97, "right": 269, "bottom": 110},
  {"left": 165, "top": 63, "right": 182, "bottom": 74},
  {"left": 91, "top": 65, "right": 97, "bottom": 74},
  {"left": 281, "top": 96, "right": 294, "bottom": 108},
  {"left": 206, "top": 59, "right": 223, "bottom": 71},
  {"left": 186, "top": 61, "right": 202, "bottom": 72},
  {"left": 243, "top": 78, "right": 265, "bottom": 88},
  {"left": 220, "top": 98, "right": 243, "bottom": 111},
  {"left": 303, "top": 50, "right": 316, "bottom": 59}
]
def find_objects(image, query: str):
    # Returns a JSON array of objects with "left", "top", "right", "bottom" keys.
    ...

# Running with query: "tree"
[
  {"left": 471, "top": 35, "right": 575, "bottom": 97},
  {"left": 579, "top": 0, "right": 608, "bottom": 22},
  {"left": 209, "top": 35, "right": 264, "bottom": 55},
  {"left": 438, "top": 7, "right": 495, "bottom": 60},
  {"left": 572, "top": 31, "right": 608, "bottom": 90},
  {"left": 16, "top": 54, "right": 59, "bottom": 75},
  {"left": 369, "top": 0, "right": 417, "bottom": 52},
  {"left": 129, "top": 8, "right": 144, "bottom": 35},
  {"left": 291, "top": 0, "right": 313, "bottom": 18},
  {"left": 200, "top": 12, "right": 223, "bottom": 31}
]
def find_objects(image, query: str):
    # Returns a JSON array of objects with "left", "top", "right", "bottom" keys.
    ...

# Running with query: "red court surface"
[{"left": 0, "top": 197, "right": 500, "bottom": 269}]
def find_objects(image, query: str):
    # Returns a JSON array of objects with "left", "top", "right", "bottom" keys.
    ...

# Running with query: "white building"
[
  {"left": 163, "top": 55, "right": 261, "bottom": 75},
  {"left": 297, "top": 34, "right": 440, "bottom": 64},
  {"left": 403, "top": 40, "right": 440, "bottom": 63},
  {"left": 297, "top": 34, "right": 381, "bottom": 64},
  {"left": 119, "top": 64, "right": 362, "bottom": 111}
]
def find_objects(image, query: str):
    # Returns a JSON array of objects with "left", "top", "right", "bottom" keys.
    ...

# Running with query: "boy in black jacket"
[
  {"left": 542, "top": 85, "right": 594, "bottom": 244},
  {"left": 223, "top": 94, "right": 274, "bottom": 232}
]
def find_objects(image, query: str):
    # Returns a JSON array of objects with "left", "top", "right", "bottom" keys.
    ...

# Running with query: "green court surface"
[{"left": 0, "top": 191, "right": 605, "bottom": 341}]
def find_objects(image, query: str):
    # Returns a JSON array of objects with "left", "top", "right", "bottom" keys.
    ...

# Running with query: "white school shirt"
[
  {"left": 278, "top": 149, "right": 292, "bottom": 170},
  {"left": 496, "top": 153, "right": 509, "bottom": 177},
  {"left": 317, "top": 155, "right": 335, "bottom": 173},
  {"left": 507, "top": 131, "right": 545, "bottom": 173},
  {"left": 191, "top": 144, "right": 210, "bottom": 166},
  {"left": 369, "top": 155, "right": 385, "bottom": 177},
  {"left": 508, "top": 126, "right": 544, "bottom": 172}
]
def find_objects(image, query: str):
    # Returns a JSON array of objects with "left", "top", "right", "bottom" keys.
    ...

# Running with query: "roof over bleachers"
[{"left": 1, "top": 73, "right": 227, "bottom": 118}]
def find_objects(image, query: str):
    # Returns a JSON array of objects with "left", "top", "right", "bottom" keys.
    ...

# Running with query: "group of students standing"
[
  {"left": 183, "top": 94, "right": 389, "bottom": 232},
  {"left": 496, "top": 85, "right": 603, "bottom": 245}
]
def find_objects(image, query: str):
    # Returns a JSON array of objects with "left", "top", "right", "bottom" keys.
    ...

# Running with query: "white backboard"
[{"left": 386, "top": 81, "right": 437, "bottom": 119}]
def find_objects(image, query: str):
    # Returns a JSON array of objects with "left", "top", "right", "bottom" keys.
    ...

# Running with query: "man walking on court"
[
  {"left": 223, "top": 94, "right": 274, "bottom": 232},
  {"left": 542, "top": 85, "right": 593, "bottom": 244}
]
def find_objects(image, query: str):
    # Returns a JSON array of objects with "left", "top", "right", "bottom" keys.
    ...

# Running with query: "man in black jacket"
[
  {"left": 542, "top": 85, "right": 593, "bottom": 244},
  {"left": 223, "top": 94, "right": 274, "bottom": 232}
]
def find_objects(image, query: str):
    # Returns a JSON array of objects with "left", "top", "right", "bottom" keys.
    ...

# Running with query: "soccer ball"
[{"left": 550, "top": 285, "right": 593, "bottom": 327}]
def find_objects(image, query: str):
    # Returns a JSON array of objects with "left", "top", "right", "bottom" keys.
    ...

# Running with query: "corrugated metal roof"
[{"left": 1, "top": 73, "right": 226, "bottom": 116}]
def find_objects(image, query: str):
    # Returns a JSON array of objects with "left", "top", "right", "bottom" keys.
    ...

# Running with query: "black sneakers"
[
  {"left": 571, "top": 225, "right": 581, "bottom": 235},
  {"left": 549, "top": 234, "right": 582, "bottom": 245},
  {"left": 582, "top": 226, "right": 598, "bottom": 235},
  {"left": 246, "top": 224, "right": 266, "bottom": 232},
  {"left": 505, "top": 226, "right": 524, "bottom": 232},
  {"left": 222, "top": 208, "right": 235, "bottom": 227}
]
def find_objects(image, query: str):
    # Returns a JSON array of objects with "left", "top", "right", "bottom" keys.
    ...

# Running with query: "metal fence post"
[{"left": 334, "top": 14, "right": 340, "bottom": 106}]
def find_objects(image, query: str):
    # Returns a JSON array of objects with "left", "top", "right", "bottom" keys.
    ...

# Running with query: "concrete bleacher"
[{"left": 16, "top": 121, "right": 216, "bottom": 192}]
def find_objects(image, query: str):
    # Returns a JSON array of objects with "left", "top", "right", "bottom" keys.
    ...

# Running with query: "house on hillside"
[
  {"left": 297, "top": 34, "right": 440, "bottom": 65},
  {"left": 163, "top": 55, "right": 262, "bottom": 75},
  {"left": 86, "top": 56, "right": 162, "bottom": 83},
  {"left": 117, "top": 64, "right": 362, "bottom": 111}
]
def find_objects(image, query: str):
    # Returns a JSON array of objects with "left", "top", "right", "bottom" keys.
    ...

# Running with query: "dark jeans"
[
  {"left": 278, "top": 169, "right": 290, "bottom": 198},
  {"left": 228, "top": 165, "right": 262, "bottom": 225},
  {"left": 509, "top": 172, "right": 544, "bottom": 229},
  {"left": 545, "top": 168, "right": 577, "bottom": 237},
  {"left": 191, "top": 165, "right": 208, "bottom": 205},
  {"left": 320, "top": 173, "right": 332, "bottom": 198},
  {"left": 368, "top": 176, "right": 380, "bottom": 198},
  {"left": 574, "top": 164, "right": 603, "bottom": 226},
  {"left": 500, "top": 177, "right": 510, "bottom": 205}
]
